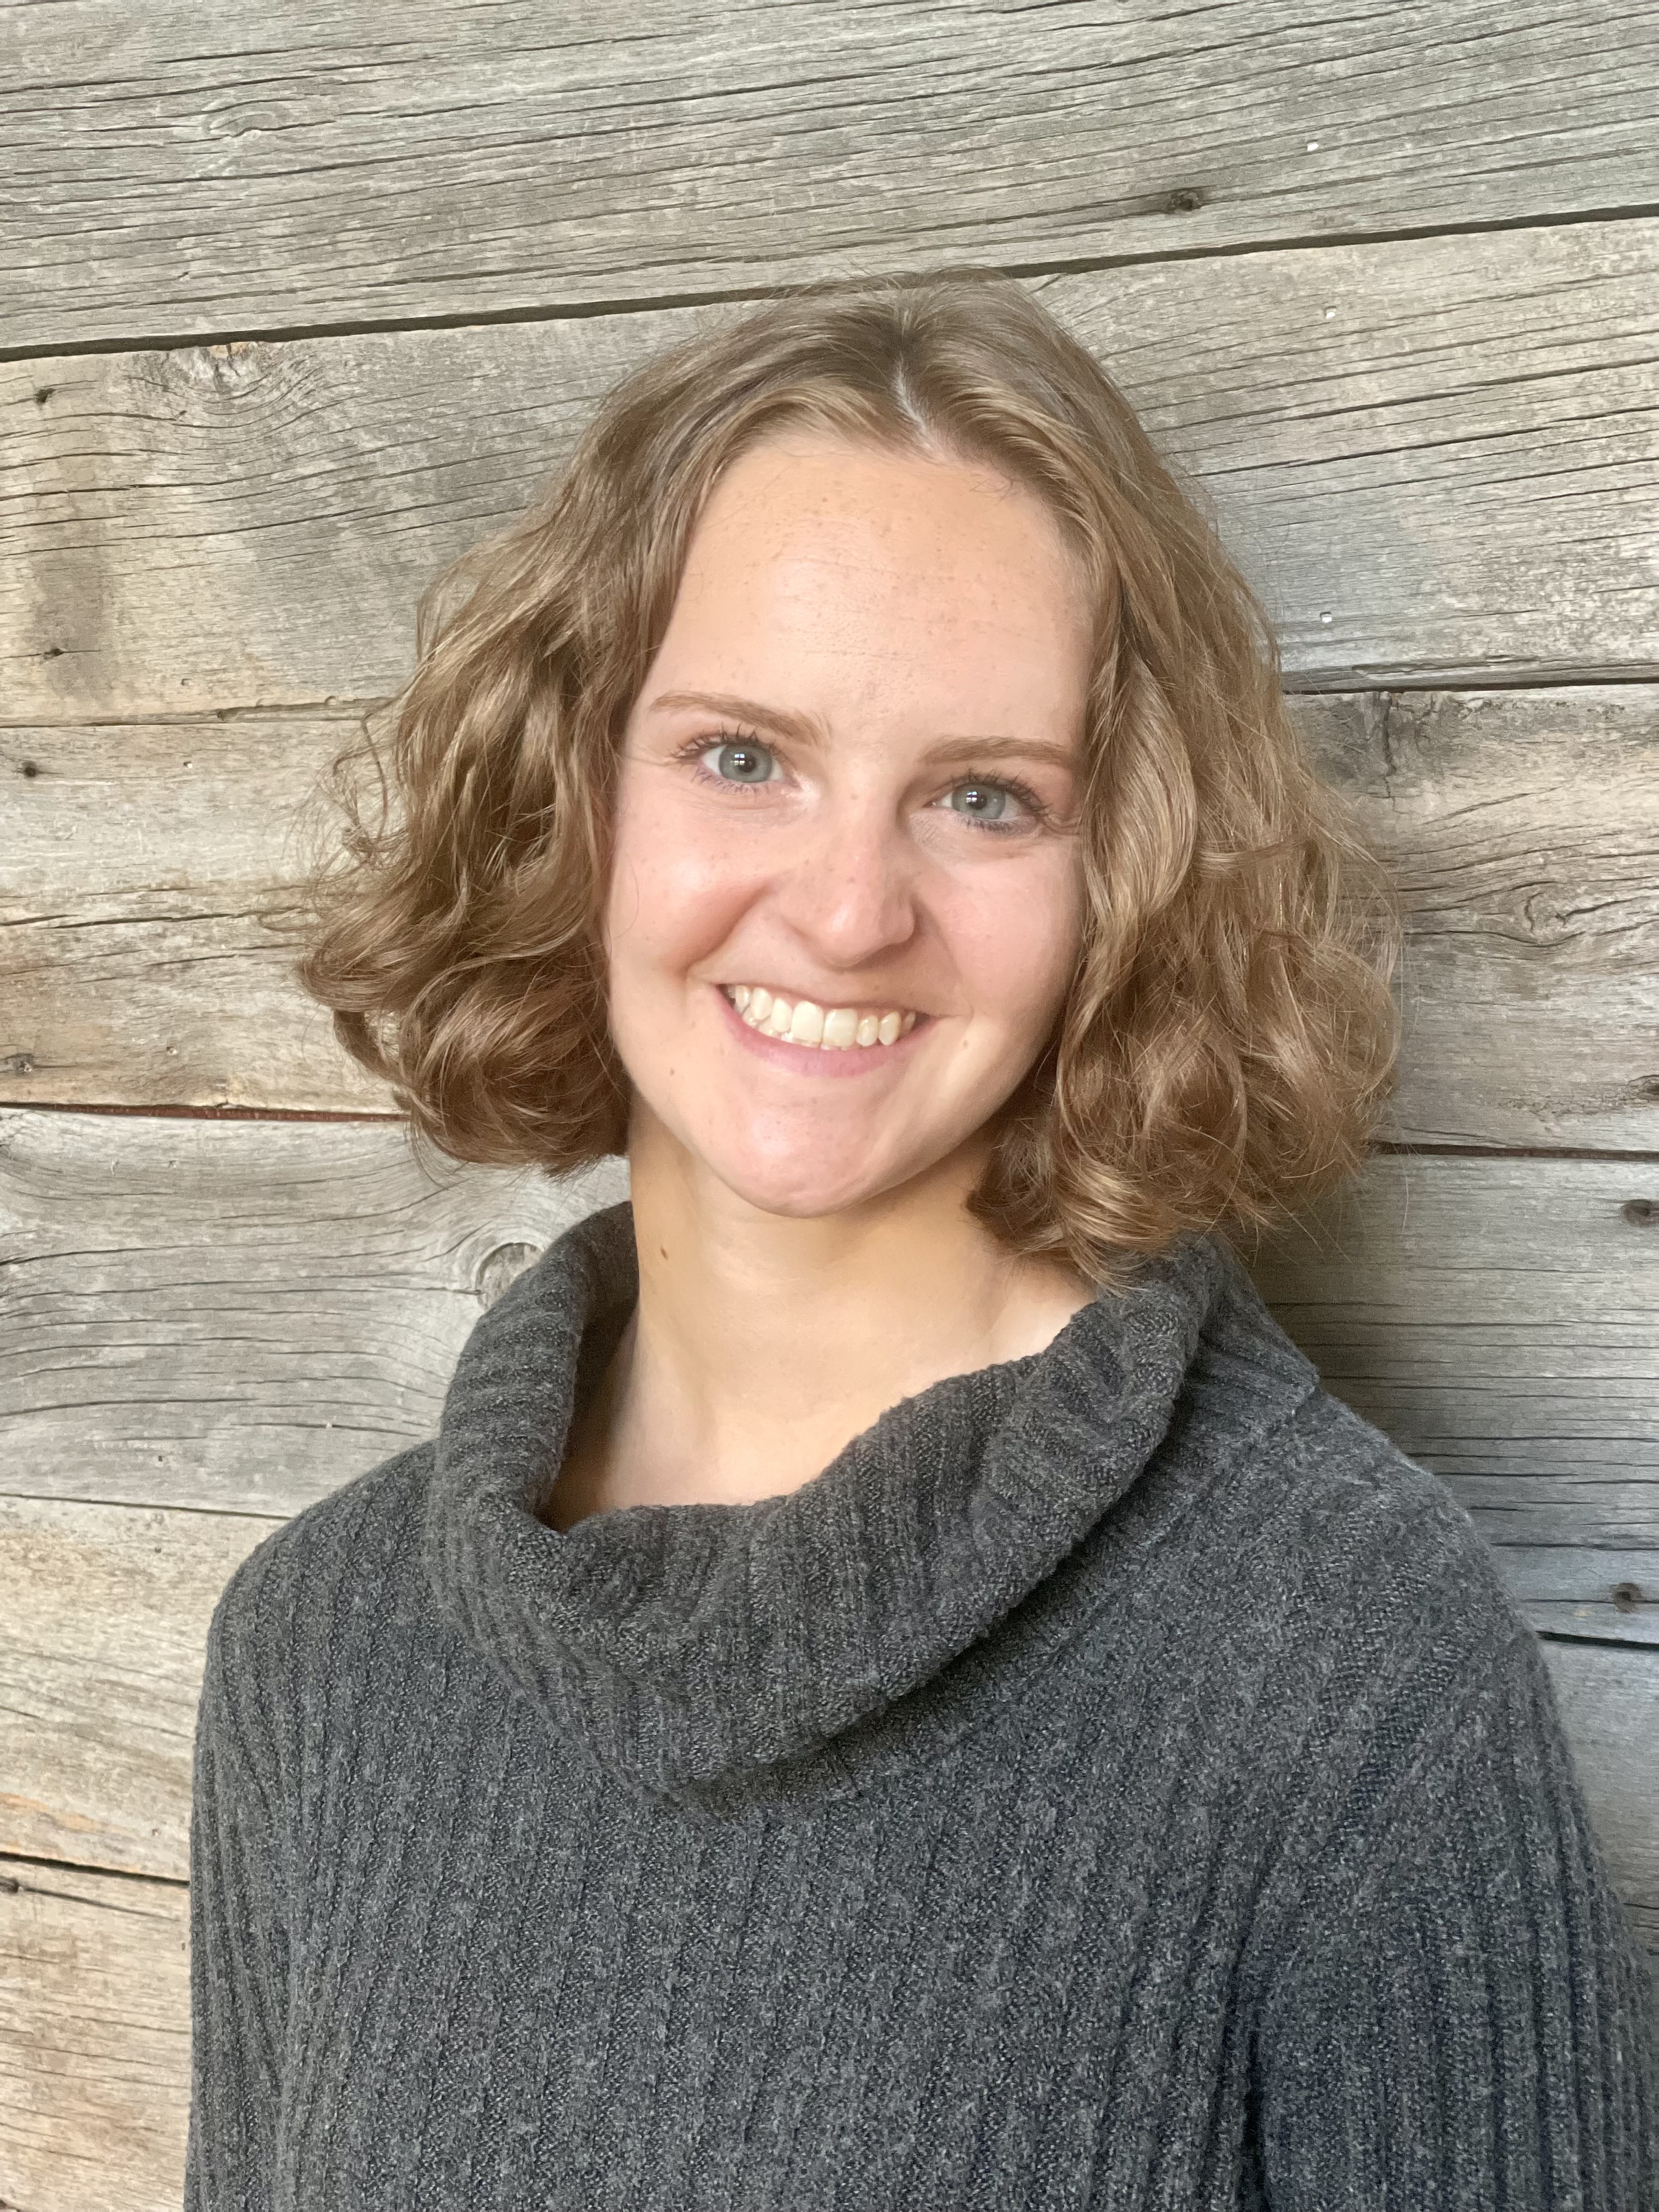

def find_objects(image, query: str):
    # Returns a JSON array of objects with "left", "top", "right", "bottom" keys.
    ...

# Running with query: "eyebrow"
[{"left": 647, "top": 690, "right": 1080, "bottom": 773}]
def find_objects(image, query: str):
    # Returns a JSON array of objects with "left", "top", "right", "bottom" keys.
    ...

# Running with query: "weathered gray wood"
[
  {"left": 5, "top": 222, "right": 1657, "bottom": 723},
  {"left": 3, "top": 0, "right": 1656, "bottom": 354},
  {"left": 1542, "top": 1642, "right": 1659, "bottom": 1944},
  {"left": 1038, "top": 225, "right": 1659, "bottom": 686},
  {"left": 1512, "top": 1559, "right": 1659, "bottom": 1646},
  {"left": 5, "top": 690, "right": 1657, "bottom": 1151},
  {"left": 0, "top": 1857, "right": 188, "bottom": 2212},
  {"left": 1248, "top": 1155, "right": 1659, "bottom": 1477},
  {"left": 0, "top": 1107, "right": 628, "bottom": 1515},
  {"left": 2, "top": 1110, "right": 1654, "bottom": 1633},
  {"left": 0, "top": 709, "right": 385, "bottom": 1110},
  {"left": 0, "top": 1495, "right": 274, "bottom": 1878},
  {"left": 1300, "top": 688, "right": 1659, "bottom": 1151}
]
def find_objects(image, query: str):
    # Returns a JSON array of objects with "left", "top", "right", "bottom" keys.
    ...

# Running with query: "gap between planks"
[{"left": 4, "top": 200, "right": 1659, "bottom": 369}]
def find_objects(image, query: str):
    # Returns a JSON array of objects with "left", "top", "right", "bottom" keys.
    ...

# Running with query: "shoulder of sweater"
[
  {"left": 201, "top": 1438, "right": 438, "bottom": 1719},
  {"left": 1185, "top": 1248, "right": 1500, "bottom": 1601},
  {"left": 1185, "top": 1374, "right": 1557, "bottom": 1824},
  {"left": 1174, "top": 1329, "right": 1537, "bottom": 1712}
]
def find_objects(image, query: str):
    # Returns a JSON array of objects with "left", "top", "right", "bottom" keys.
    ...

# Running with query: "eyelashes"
[{"left": 672, "top": 727, "right": 1057, "bottom": 837}]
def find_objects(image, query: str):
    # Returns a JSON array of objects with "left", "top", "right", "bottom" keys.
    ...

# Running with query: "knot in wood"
[{"left": 475, "top": 1240, "right": 543, "bottom": 1308}]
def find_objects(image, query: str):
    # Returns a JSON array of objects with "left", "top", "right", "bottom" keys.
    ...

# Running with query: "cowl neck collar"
[{"left": 421, "top": 1198, "right": 1248, "bottom": 1815}]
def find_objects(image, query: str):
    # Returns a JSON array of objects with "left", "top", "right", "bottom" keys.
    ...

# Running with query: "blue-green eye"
[
  {"left": 948, "top": 782, "right": 1009, "bottom": 821},
  {"left": 713, "top": 740, "right": 775, "bottom": 785}
]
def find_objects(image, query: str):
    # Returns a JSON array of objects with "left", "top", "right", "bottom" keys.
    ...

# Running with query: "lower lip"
[{"left": 713, "top": 985, "right": 930, "bottom": 1077}]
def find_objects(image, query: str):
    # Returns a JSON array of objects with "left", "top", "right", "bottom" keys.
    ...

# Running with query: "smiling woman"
[
  {"left": 185, "top": 270, "right": 1657, "bottom": 2210},
  {"left": 290, "top": 270, "right": 1399, "bottom": 1297}
]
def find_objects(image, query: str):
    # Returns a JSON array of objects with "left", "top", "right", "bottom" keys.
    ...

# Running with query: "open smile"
[
  {"left": 721, "top": 983, "right": 919, "bottom": 1050},
  {"left": 713, "top": 983, "right": 931, "bottom": 1075}
]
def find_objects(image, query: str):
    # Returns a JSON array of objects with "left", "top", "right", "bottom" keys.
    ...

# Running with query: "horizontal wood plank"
[
  {"left": 1299, "top": 688, "right": 1659, "bottom": 1150},
  {"left": 0, "top": 1858, "right": 188, "bottom": 2212},
  {"left": 0, "top": 709, "right": 370, "bottom": 1111},
  {"left": 1542, "top": 1641, "right": 1659, "bottom": 1985},
  {"left": 4, "top": 689, "right": 1656, "bottom": 1150},
  {"left": 0, "top": 1108, "right": 627, "bottom": 1516},
  {"left": 2, "top": 1111, "right": 1654, "bottom": 1628},
  {"left": 0, "top": 1496, "right": 273, "bottom": 1878},
  {"left": 1038, "top": 226, "right": 1659, "bottom": 687},
  {"left": 4, "top": 222, "right": 1656, "bottom": 723},
  {"left": 3, "top": 0, "right": 1656, "bottom": 353}
]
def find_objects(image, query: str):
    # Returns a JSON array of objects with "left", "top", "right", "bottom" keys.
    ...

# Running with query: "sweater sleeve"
[
  {"left": 184, "top": 1568, "right": 293, "bottom": 2211},
  {"left": 1253, "top": 1604, "right": 1658, "bottom": 2209}
]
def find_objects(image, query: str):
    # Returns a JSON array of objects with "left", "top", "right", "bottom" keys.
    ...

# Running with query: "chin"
[
  {"left": 717, "top": 1163, "right": 901, "bottom": 1221},
  {"left": 696, "top": 1132, "right": 922, "bottom": 1222}
]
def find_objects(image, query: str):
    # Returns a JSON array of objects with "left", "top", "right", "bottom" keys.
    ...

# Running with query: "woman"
[{"left": 186, "top": 270, "right": 1657, "bottom": 2207}]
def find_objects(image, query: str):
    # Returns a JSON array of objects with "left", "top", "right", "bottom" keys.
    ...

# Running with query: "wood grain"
[
  {"left": 0, "top": 1858, "right": 188, "bottom": 2212},
  {"left": 0, "top": 1494, "right": 274, "bottom": 1878},
  {"left": 0, "top": 709, "right": 375, "bottom": 1111},
  {"left": 5, "top": 689, "right": 1656, "bottom": 1149},
  {"left": 1037, "top": 225, "right": 1659, "bottom": 687},
  {"left": 5, "top": 222, "right": 1656, "bottom": 723},
  {"left": 4, "top": 0, "right": 1656, "bottom": 353},
  {"left": 0, "top": 1107, "right": 627, "bottom": 1516},
  {"left": 1300, "top": 687, "right": 1659, "bottom": 1150}
]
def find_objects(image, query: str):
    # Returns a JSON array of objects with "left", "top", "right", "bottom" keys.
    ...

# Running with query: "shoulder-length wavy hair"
[{"left": 289, "top": 266, "right": 1401, "bottom": 1290}]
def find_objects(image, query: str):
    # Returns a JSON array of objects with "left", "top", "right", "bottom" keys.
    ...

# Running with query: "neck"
[{"left": 551, "top": 1108, "right": 1095, "bottom": 1522}]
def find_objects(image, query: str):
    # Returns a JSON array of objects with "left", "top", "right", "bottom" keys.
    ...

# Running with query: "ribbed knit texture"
[{"left": 185, "top": 1198, "right": 1658, "bottom": 2208}]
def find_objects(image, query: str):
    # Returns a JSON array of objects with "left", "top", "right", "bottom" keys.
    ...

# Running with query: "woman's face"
[{"left": 603, "top": 428, "right": 1093, "bottom": 1219}]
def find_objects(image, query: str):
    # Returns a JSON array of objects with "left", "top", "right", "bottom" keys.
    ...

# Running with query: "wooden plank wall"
[{"left": 2, "top": 3, "right": 1656, "bottom": 2203}]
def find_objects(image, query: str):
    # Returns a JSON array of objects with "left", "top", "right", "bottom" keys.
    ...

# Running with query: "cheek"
[
  {"left": 943, "top": 852, "right": 1083, "bottom": 1032},
  {"left": 605, "top": 779, "right": 758, "bottom": 980}
]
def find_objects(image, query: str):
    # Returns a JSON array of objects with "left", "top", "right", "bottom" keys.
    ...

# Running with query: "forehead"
[
  {"left": 688, "top": 429, "right": 1080, "bottom": 580},
  {"left": 658, "top": 433, "right": 1094, "bottom": 711}
]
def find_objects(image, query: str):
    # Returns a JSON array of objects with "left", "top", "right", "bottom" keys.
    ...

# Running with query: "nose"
[{"left": 770, "top": 786, "right": 922, "bottom": 971}]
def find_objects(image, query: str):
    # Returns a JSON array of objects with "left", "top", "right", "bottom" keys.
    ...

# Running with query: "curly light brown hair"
[{"left": 290, "top": 266, "right": 1401, "bottom": 1290}]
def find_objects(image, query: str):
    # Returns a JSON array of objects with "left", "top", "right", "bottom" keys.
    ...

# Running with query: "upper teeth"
[{"left": 724, "top": 984, "right": 918, "bottom": 1049}]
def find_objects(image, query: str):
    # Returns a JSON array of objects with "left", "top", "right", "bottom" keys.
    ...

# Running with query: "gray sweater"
[{"left": 186, "top": 1198, "right": 1657, "bottom": 2208}]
